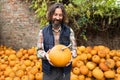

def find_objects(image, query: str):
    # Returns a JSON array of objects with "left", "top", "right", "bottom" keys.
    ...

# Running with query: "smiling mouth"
[
  {"left": 55, "top": 20, "right": 60, "bottom": 23},
  {"left": 52, "top": 21, "right": 61, "bottom": 28}
]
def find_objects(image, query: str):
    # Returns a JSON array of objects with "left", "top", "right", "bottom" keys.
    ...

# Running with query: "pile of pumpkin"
[
  {"left": 0, "top": 45, "right": 42, "bottom": 80},
  {"left": 0, "top": 45, "right": 120, "bottom": 80},
  {"left": 71, "top": 45, "right": 120, "bottom": 80}
]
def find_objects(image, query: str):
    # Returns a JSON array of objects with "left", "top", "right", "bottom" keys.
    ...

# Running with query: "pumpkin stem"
[
  {"left": 61, "top": 47, "right": 67, "bottom": 51},
  {"left": 61, "top": 44, "right": 72, "bottom": 51}
]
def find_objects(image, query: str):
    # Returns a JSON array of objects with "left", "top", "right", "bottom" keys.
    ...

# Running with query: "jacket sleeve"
[
  {"left": 70, "top": 28, "right": 77, "bottom": 58},
  {"left": 36, "top": 30, "right": 47, "bottom": 59}
]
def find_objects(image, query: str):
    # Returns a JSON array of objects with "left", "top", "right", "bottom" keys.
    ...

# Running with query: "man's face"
[{"left": 52, "top": 8, "right": 63, "bottom": 27}]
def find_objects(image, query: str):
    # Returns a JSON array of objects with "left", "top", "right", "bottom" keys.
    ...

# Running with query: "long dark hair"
[{"left": 46, "top": 3, "right": 67, "bottom": 23}]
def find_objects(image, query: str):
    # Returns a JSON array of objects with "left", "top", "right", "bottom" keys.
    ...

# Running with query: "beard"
[{"left": 52, "top": 19, "right": 62, "bottom": 28}]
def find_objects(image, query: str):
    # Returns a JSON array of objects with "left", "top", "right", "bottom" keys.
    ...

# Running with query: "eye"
[
  {"left": 59, "top": 14, "right": 63, "bottom": 17},
  {"left": 53, "top": 13, "right": 58, "bottom": 16}
]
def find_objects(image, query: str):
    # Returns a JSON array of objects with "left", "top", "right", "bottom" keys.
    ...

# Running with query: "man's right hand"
[{"left": 45, "top": 50, "right": 55, "bottom": 66}]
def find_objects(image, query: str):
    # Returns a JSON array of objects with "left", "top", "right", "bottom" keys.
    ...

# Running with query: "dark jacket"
[{"left": 42, "top": 23, "right": 72, "bottom": 74}]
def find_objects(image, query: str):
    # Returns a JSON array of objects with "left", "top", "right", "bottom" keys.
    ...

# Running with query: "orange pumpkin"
[
  {"left": 0, "top": 50, "right": 4, "bottom": 55},
  {"left": 116, "top": 67, "right": 120, "bottom": 74},
  {"left": 76, "top": 60, "right": 84, "bottom": 68},
  {"left": 15, "top": 70, "right": 24, "bottom": 77},
  {"left": 0, "top": 75, "right": 5, "bottom": 80},
  {"left": 28, "top": 48, "right": 35, "bottom": 55},
  {"left": 80, "top": 65, "right": 89, "bottom": 75},
  {"left": 4, "top": 67, "right": 13, "bottom": 77},
  {"left": 115, "top": 74, "right": 120, "bottom": 80},
  {"left": 92, "top": 55, "right": 100, "bottom": 63},
  {"left": 92, "top": 67, "right": 104, "bottom": 79},
  {"left": 5, "top": 49, "right": 11, "bottom": 55},
  {"left": 30, "top": 66, "right": 38, "bottom": 74},
  {"left": 29, "top": 55, "right": 37, "bottom": 61},
  {"left": 4, "top": 77, "right": 12, "bottom": 80},
  {"left": 0, "top": 64, "right": 8, "bottom": 70},
  {"left": 72, "top": 67, "right": 80, "bottom": 75},
  {"left": 13, "top": 77, "right": 21, "bottom": 80},
  {"left": 72, "top": 58, "right": 78, "bottom": 67},
  {"left": 86, "top": 62, "right": 96, "bottom": 70},
  {"left": 85, "top": 46, "right": 92, "bottom": 53},
  {"left": 9, "top": 72, "right": 15, "bottom": 78},
  {"left": 87, "top": 71, "right": 92, "bottom": 77},
  {"left": 77, "top": 46, "right": 86, "bottom": 53},
  {"left": 90, "top": 49, "right": 97, "bottom": 55},
  {"left": 105, "top": 59, "right": 115, "bottom": 68},
  {"left": 70, "top": 72, "right": 79, "bottom": 80},
  {"left": 24, "top": 60, "right": 32, "bottom": 67},
  {"left": 35, "top": 72, "right": 43, "bottom": 80},
  {"left": 48, "top": 45, "right": 72, "bottom": 67},
  {"left": 99, "top": 62, "right": 109, "bottom": 71},
  {"left": 85, "top": 77, "right": 92, "bottom": 80},
  {"left": 86, "top": 53, "right": 92, "bottom": 60},
  {"left": 78, "top": 75, "right": 85, "bottom": 80},
  {"left": 79, "top": 53, "right": 87, "bottom": 61},
  {"left": 109, "top": 50, "right": 116, "bottom": 57},
  {"left": 104, "top": 70, "right": 115, "bottom": 78},
  {"left": 116, "top": 50, "right": 120, "bottom": 57},
  {"left": 8, "top": 54, "right": 17, "bottom": 61},
  {"left": 9, "top": 60, "right": 16, "bottom": 67},
  {"left": 16, "top": 51, "right": 23, "bottom": 58},
  {"left": 21, "top": 75, "right": 29, "bottom": 80},
  {"left": 28, "top": 73, "right": 35, "bottom": 80},
  {"left": 76, "top": 47, "right": 82, "bottom": 55},
  {"left": 116, "top": 61, "right": 120, "bottom": 68},
  {"left": 113, "top": 56, "right": 119, "bottom": 61},
  {"left": 98, "top": 50, "right": 106, "bottom": 58}
]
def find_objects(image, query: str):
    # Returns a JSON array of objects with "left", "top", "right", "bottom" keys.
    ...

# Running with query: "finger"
[
  {"left": 49, "top": 61, "right": 54, "bottom": 66},
  {"left": 46, "top": 54, "right": 50, "bottom": 61},
  {"left": 66, "top": 62, "right": 71, "bottom": 66},
  {"left": 47, "top": 49, "right": 51, "bottom": 54},
  {"left": 46, "top": 54, "right": 54, "bottom": 66}
]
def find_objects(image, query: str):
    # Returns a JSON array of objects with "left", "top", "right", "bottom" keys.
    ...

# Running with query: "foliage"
[
  {"left": 68, "top": 0, "right": 120, "bottom": 40},
  {"left": 25, "top": 0, "right": 120, "bottom": 41}
]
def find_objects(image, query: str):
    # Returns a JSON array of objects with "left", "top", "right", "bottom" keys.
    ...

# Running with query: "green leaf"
[
  {"left": 108, "top": 17, "right": 112, "bottom": 24},
  {"left": 72, "top": 0, "right": 85, "bottom": 5},
  {"left": 86, "top": 10, "right": 90, "bottom": 19},
  {"left": 94, "top": 10, "right": 104, "bottom": 18}
]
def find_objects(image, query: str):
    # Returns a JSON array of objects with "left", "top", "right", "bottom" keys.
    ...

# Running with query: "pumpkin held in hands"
[{"left": 48, "top": 45, "right": 72, "bottom": 67}]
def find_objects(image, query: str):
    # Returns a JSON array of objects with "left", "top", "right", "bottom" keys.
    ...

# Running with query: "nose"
[
  {"left": 56, "top": 15, "right": 60, "bottom": 20},
  {"left": 56, "top": 15, "right": 61, "bottom": 20}
]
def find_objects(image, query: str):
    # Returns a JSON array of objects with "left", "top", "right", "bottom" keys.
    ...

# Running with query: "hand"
[
  {"left": 65, "top": 57, "right": 73, "bottom": 66},
  {"left": 65, "top": 61, "right": 72, "bottom": 67},
  {"left": 45, "top": 52, "right": 54, "bottom": 66},
  {"left": 72, "top": 50, "right": 77, "bottom": 58},
  {"left": 45, "top": 49, "right": 51, "bottom": 60}
]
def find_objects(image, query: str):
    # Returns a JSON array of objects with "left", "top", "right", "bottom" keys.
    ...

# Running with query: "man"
[{"left": 37, "top": 3, "right": 77, "bottom": 80}]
